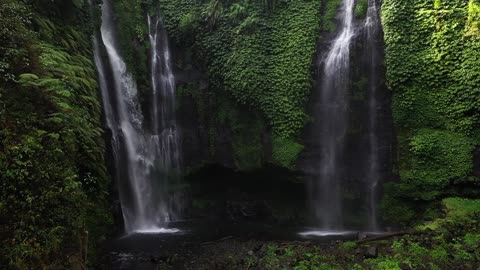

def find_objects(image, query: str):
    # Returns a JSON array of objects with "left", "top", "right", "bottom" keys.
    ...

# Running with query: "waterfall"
[
  {"left": 312, "top": 0, "right": 355, "bottom": 230},
  {"left": 148, "top": 15, "right": 181, "bottom": 173},
  {"left": 93, "top": 0, "right": 180, "bottom": 233},
  {"left": 365, "top": 0, "right": 381, "bottom": 231},
  {"left": 301, "top": 0, "right": 389, "bottom": 235}
]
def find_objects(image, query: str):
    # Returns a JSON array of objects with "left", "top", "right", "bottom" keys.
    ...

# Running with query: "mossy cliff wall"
[
  {"left": 0, "top": 0, "right": 479, "bottom": 267},
  {"left": 112, "top": 0, "right": 480, "bottom": 225},
  {"left": 157, "top": 0, "right": 324, "bottom": 171},
  {"left": 380, "top": 0, "right": 480, "bottom": 225},
  {"left": 111, "top": 0, "right": 327, "bottom": 171}
]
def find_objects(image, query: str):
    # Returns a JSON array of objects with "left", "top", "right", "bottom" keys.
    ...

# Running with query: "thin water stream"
[{"left": 365, "top": 0, "right": 381, "bottom": 231}]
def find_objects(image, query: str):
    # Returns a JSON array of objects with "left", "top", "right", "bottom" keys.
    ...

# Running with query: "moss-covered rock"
[{"left": 381, "top": 0, "right": 480, "bottom": 225}]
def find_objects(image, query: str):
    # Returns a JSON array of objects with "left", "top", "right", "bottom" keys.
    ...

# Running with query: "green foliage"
[
  {"left": 340, "top": 241, "right": 358, "bottom": 250},
  {"left": 430, "top": 245, "right": 449, "bottom": 262},
  {"left": 354, "top": 0, "right": 368, "bottom": 19},
  {"left": 442, "top": 197, "right": 480, "bottom": 218},
  {"left": 382, "top": 0, "right": 480, "bottom": 132},
  {"left": 0, "top": 0, "right": 33, "bottom": 82},
  {"left": 226, "top": 3, "right": 249, "bottom": 24},
  {"left": 0, "top": 132, "right": 85, "bottom": 269},
  {"left": 402, "top": 129, "right": 474, "bottom": 188},
  {"left": 221, "top": 0, "right": 321, "bottom": 138},
  {"left": 262, "top": 0, "right": 281, "bottom": 12},
  {"left": 265, "top": 1, "right": 320, "bottom": 136},
  {"left": 194, "top": 199, "right": 479, "bottom": 269},
  {"left": 321, "top": 0, "right": 341, "bottom": 32},
  {"left": 380, "top": 193, "right": 416, "bottom": 226},
  {"left": 404, "top": 198, "right": 480, "bottom": 266},
  {"left": 203, "top": 0, "right": 224, "bottom": 28},
  {"left": 218, "top": 97, "right": 266, "bottom": 170},
  {"left": 381, "top": 0, "right": 480, "bottom": 224},
  {"left": 292, "top": 251, "right": 348, "bottom": 270},
  {"left": 364, "top": 257, "right": 401, "bottom": 270},
  {"left": 294, "top": 262, "right": 337, "bottom": 270},
  {"left": 259, "top": 244, "right": 346, "bottom": 270},
  {"left": 463, "top": 233, "right": 480, "bottom": 251},
  {"left": 272, "top": 136, "right": 304, "bottom": 169},
  {"left": 0, "top": 1, "right": 111, "bottom": 268},
  {"left": 112, "top": 0, "right": 149, "bottom": 93},
  {"left": 158, "top": 0, "right": 321, "bottom": 168},
  {"left": 466, "top": 0, "right": 480, "bottom": 35},
  {"left": 179, "top": 11, "right": 201, "bottom": 33}
]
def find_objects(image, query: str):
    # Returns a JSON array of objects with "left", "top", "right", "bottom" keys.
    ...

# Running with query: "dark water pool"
[{"left": 101, "top": 220, "right": 385, "bottom": 269}]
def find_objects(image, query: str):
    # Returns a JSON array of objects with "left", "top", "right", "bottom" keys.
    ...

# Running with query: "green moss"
[
  {"left": 430, "top": 246, "right": 449, "bottom": 262},
  {"left": 322, "top": 0, "right": 342, "bottom": 32},
  {"left": 380, "top": 193, "right": 416, "bottom": 226},
  {"left": 401, "top": 129, "right": 474, "bottom": 188},
  {"left": 464, "top": 233, "right": 480, "bottom": 248},
  {"left": 382, "top": 0, "right": 480, "bottom": 221},
  {"left": 271, "top": 136, "right": 304, "bottom": 169},
  {"left": 383, "top": 0, "right": 479, "bottom": 134},
  {"left": 364, "top": 257, "right": 401, "bottom": 270},
  {"left": 354, "top": 0, "right": 368, "bottom": 19},
  {"left": 218, "top": 98, "right": 266, "bottom": 170},
  {"left": 443, "top": 197, "right": 480, "bottom": 217},
  {"left": 112, "top": 0, "right": 150, "bottom": 95},
  {"left": 158, "top": 0, "right": 321, "bottom": 168},
  {"left": 419, "top": 198, "right": 480, "bottom": 231},
  {"left": 466, "top": 0, "right": 480, "bottom": 35},
  {"left": 340, "top": 241, "right": 357, "bottom": 250},
  {"left": 222, "top": 0, "right": 321, "bottom": 137}
]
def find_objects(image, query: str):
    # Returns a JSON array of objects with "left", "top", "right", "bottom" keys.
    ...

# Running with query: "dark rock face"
[
  {"left": 399, "top": 262, "right": 412, "bottom": 270},
  {"left": 173, "top": 54, "right": 258, "bottom": 171},
  {"left": 169, "top": 39, "right": 236, "bottom": 170},
  {"left": 182, "top": 165, "right": 307, "bottom": 224},
  {"left": 473, "top": 146, "right": 480, "bottom": 177},
  {"left": 176, "top": 83, "right": 236, "bottom": 170}
]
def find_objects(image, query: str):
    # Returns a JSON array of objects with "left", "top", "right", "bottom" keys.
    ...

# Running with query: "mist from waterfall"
[{"left": 93, "top": 0, "right": 181, "bottom": 234}]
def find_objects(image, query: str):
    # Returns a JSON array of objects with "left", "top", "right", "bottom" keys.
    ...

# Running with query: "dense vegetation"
[
  {"left": 113, "top": 0, "right": 329, "bottom": 169},
  {"left": 0, "top": 0, "right": 478, "bottom": 269},
  {"left": 380, "top": 0, "right": 480, "bottom": 225},
  {"left": 160, "top": 0, "right": 323, "bottom": 169},
  {"left": 0, "top": 0, "right": 111, "bottom": 269}
]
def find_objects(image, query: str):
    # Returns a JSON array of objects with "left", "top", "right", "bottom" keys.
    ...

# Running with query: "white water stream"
[
  {"left": 94, "top": 0, "right": 181, "bottom": 233},
  {"left": 314, "top": 0, "right": 355, "bottom": 230}
]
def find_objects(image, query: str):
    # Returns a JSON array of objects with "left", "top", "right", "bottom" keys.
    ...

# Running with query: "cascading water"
[
  {"left": 364, "top": 0, "right": 381, "bottom": 231},
  {"left": 302, "top": 0, "right": 390, "bottom": 236},
  {"left": 148, "top": 15, "right": 181, "bottom": 173},
  {"left": 313, "top": 0, "right": 355, "bottom": 230},
  {"left": 93, "top": 0, "right": 180, "bottom": 234}
]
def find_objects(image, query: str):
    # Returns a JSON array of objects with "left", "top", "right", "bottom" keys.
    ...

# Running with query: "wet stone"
[
  {"left": 357, "top": 232, "right": 368, "bottom": 240},
  {"left": 365, "top": 246, "right": 378, "bottom": 258}
]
